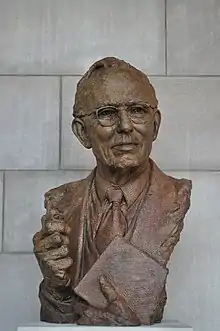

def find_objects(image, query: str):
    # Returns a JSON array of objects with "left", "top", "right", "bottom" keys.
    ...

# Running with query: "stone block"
[
  {"left": 164, "top": 171, "right": 220, "bottom": 331},
  {"left": 0, "top": 172, "right": 3, "bottom": 252},
  {"left": 3, "top": 170, "right": 90, "bottom": 252},
  {"left": 0, "top": 254, "right": 42, "bottom": 331},
  {"left": 0, "top": 77, "right": 59, "bottom": 170},
  {"left": 151, "top": 77, "right": 220, "bottom": 170},
  {"left": 0, "top": 0, "right": 165, "bottom": 74},
  {"left": 61, "top": 77, "right": 96, "bottom": 169},
  {"left": 167, "top": 0, "right": 220, "bottom": 75}
]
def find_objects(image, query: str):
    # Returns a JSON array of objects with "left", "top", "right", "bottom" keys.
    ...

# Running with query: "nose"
[{"left": 117, "top": 110, "right": 133, "bottom": 133}]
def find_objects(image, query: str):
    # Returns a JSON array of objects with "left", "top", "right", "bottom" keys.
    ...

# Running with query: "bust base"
[{"left": 17, "top": 320, "right": 193, "bottom": 330}]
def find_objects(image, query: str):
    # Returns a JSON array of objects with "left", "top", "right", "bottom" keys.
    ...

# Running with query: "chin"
[{"left": 106, "top": 156, "right": 141, "bottom": 169}]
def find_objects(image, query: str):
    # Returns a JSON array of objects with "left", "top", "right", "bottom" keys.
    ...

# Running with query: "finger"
[
  {"left": 78, "top": 308, "right": 128, "bottom": 326},
  {"left": 42, "top": 218, "right": 71, "bottom": 235},
  {"left": 40, "top": 245, "right": 69, "bottom": 261},
  {"left": 34, "top": 232, "right": 66, "bottom": 252},
  {"left": 112, "top": 314, "right": 141, "bottom": 326},
  {"left": 40, "top": 215, "right": 47, "bottom": 228},
  {"left": 108, "top": 296, "right": 141, "bottom": 325},
  {"left": 50, "top": 268, "right": 72, "bottom": 288},
  {"left": 48, "top": 257, "right": 73, "bottom": 270},
  {"left": 78, "top": 307, "right": 106, "bottom": 325},
  {"left": 99, "top": 275, "right": 117, "bottom": 303},
  {"left": 33, "top": 231, "right": 43, "bottom": 246},
  {"left": 53, "top": 269, "right": 71, "bottom": 286}
]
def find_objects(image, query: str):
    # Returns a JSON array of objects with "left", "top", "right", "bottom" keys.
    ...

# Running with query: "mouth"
[{"left": 112, "top": 143, "right": 138, "bottom": 151}]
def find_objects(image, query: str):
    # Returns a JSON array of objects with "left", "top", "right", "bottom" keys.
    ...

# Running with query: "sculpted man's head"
[{"left": 72, "top": 57, "right": 161, "bottom": 169}]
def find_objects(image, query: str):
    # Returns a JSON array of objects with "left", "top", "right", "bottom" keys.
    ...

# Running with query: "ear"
[
  {"left": 153, "top": 109, "right": 161, "bottom": 141},
  {"left": 72, "top": 118, "right": 92, "bottom": 149}
]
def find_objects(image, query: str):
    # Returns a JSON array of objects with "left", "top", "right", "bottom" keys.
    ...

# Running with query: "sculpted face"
[{"left": 73, "top": 61, "right": 161, "bottom": 169}]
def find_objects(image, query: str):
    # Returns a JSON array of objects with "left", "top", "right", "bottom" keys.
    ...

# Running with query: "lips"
[
  {"left": 113, "top": 142, "right": 138, "bottom": 146},
  {"left": 112, "top": 143, "right": 138, "bottom": 151}
]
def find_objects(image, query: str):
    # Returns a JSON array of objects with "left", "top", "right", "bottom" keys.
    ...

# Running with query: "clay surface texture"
[{"left": 33, "top": 57, "right": 192, "bottom": 326}]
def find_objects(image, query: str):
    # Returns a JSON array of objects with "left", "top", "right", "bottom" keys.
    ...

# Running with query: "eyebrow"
[{"left": 96, "top": 101, "right": 152, "bottom": 108}]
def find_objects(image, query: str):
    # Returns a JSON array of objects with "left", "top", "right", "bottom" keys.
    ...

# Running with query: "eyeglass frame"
[{"left": 74, "top": 102, "right": 158, "bottom": 127}]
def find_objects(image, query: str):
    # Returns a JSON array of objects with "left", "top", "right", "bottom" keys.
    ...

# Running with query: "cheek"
[
  {"left": 87, "top": 125, "right": 115, "bottom": 163},
  {"left": 97, "top": 126, "right": 115, "bottom": 141},
  {"left": 134, "top": 122, "right": 155, "bottom": 141},
  {"left": 87, "top": 123, "right": 115, "bottom": 151}
]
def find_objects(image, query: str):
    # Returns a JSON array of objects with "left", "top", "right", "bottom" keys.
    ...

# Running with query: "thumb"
[{"left": 99, "top": 275, "right": 117, "bottom": 303}]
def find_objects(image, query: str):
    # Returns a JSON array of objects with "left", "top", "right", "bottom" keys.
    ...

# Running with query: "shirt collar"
[{"left": 94, "top": 161, "right": 151, "bottom": 207}]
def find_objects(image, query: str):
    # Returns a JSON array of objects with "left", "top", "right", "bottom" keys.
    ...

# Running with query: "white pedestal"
[{"left": 17, "top": 320, "right": 193, "bottom": 331}]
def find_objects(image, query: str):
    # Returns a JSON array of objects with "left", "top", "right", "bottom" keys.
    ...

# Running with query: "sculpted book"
[{"left": 75, "top": 236, "right": 168, "bottom": 324}]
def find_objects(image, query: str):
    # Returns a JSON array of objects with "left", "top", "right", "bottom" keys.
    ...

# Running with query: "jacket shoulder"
[
  {"left": 43, "top": 174, "right": 91, "bottom": 211},
  {"left": 168, "top": 174, "right": 192, "bottom": 196},
  {"left": 44, "top": 180, "right": 80, "bottom": 205},
  {"left": 168, "top": 174, "right": 192, "bottom": 202},
  {"left": 151, "top": 161, "right": 192, "bottom": 213},
  {"left": 163, "top": 174, "right": 192, "bottom": 216}
]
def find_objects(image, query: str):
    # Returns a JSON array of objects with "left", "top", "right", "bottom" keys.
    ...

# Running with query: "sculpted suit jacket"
[{"left": 38, "top": 159, "right": 192, "bottom": 324}]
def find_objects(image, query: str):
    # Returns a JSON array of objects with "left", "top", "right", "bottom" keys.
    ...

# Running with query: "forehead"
[{"left": 86, "top": 69, "right": 157, "bottom": 110}]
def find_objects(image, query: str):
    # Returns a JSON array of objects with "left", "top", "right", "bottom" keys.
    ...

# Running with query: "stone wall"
[{"left": 0, "top": 1, "right": 220, "bottom": 330}]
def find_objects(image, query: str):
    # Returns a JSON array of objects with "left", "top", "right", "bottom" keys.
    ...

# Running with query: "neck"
[{"left": 96, "top": 159, "right": 151, "bottom": 186}]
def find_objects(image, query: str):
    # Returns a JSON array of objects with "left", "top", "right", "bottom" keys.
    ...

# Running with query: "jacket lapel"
[
  {"left": 65, "top": 171, "right": 96, "bottom": 286},
  {"left": 130, "top": 161, "right": 189, "bottom": 266}
]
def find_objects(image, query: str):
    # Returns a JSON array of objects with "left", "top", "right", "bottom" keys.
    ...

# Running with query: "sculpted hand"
[
  {"left": 77, "top": 276, "right": 141, "bottom": 326},
  {"left": 33, "top": 216, "right": 73, "bottom": 291}
]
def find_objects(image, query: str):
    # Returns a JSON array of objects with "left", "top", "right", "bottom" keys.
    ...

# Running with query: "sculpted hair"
[{"left": 73, "top": 57, "right": 158, "bottom": 116}]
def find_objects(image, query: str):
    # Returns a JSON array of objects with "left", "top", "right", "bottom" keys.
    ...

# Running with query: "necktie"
[{"left": 95, "top": 187, "right": 127, "bottom": 253}]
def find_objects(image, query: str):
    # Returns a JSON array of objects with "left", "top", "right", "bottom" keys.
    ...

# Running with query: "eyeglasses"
[{"left": 76, "top": 103, "right": 157, "bottom": 127}]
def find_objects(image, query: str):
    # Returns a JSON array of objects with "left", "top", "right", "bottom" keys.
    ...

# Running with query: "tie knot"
[{"left": 106, "top": 187, "right": 124, "bottom": 203}]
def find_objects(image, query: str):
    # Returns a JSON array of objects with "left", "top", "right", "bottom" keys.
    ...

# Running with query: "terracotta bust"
[{"left": 33, "top": 57, "right": 192, "bottom": 326}]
